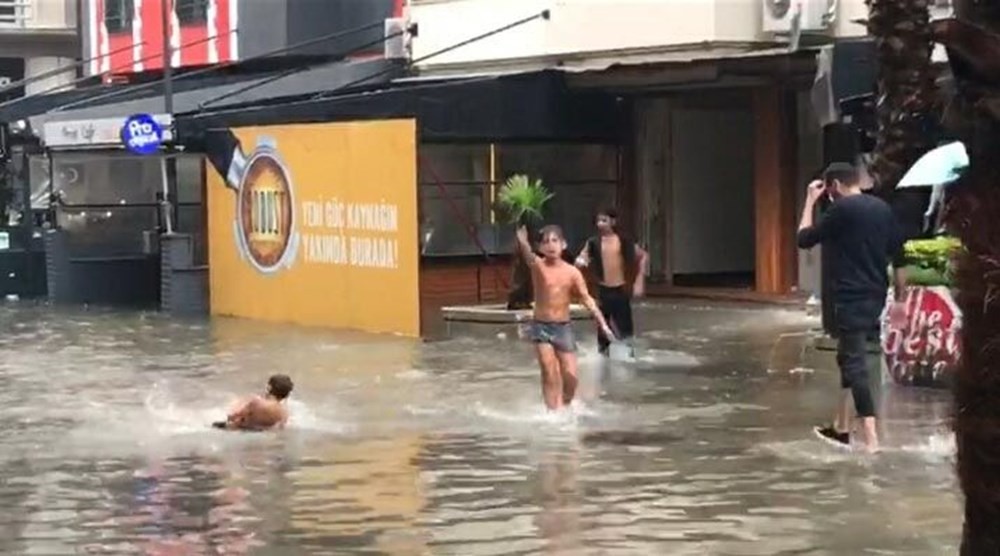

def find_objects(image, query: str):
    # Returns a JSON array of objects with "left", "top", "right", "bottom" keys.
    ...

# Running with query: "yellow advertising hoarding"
[{"left": 207, "top": 119, "right": 420, "bottom": 336}]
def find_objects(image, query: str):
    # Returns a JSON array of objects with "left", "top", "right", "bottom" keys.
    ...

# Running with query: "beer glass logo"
[{"left": 225, "top": 136, "right": 299, "bottom": 274}]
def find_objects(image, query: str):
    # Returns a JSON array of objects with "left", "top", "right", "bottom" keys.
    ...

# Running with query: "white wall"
[
  {"left": 24, "top": 56, "right": 74, "bottom": 95},
  {"left": 410, "top": 0, "right": 877, "bottom": 71},
  {"left": 795, "top": 90, "right": 824, "bottom": 295},
  {"left": 833, "top": 0, "right": 868, "bottom": 38},
  {"left": 409, "top": 0, "right": 762, "bottom": 70},
  {"left": 670, "top": 108, "right": 755, "bottom": 275},
  {"left": 29, "top": 0, "right": 76, "bottom": 29},
  {"left": 715, "top": 0, "right": 762, "bottom": 42}
]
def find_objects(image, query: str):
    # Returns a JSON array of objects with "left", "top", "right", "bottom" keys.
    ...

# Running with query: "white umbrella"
[
  {"left": 897, "top": 141, "right": 969, "bottom": 188},
  {"left": 896, "top": 141, "right": 969, "bottom": 234}
]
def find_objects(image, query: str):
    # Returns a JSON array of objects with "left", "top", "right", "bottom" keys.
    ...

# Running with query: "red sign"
[{"left": 881, "top": 286, "right": 961, "bottom": 386}]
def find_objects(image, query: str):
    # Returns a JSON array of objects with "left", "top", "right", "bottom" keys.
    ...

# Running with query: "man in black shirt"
[{"left": 797, "top": 162, "right": 907, "bottom": 453}]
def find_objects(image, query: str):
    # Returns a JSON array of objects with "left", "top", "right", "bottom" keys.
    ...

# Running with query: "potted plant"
[
  {"left": 900, "top": 235, "right": 961, "bottom": 289},
  {"left": 496, "top": 174, "right": 554, "bottom": 310},
  {"left": 882, "top": 234, "right": 963, "bottom": 389}
]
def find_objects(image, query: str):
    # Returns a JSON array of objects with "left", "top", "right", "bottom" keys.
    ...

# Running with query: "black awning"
[
  {"left": 0, "top": 71, "right": 277, "bottom": 125},
  {"left": 176, "top": 70, "right": 622, "bottom": 147},
  {"left": 26, "top": 58, "right": 402, "bottom": 144},
  {"left": 0, "top": 87, "right": 126, "bottom": 124}
]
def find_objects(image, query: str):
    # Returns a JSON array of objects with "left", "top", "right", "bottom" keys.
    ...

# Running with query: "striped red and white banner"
[{"left": 87, "top": 0, "right": 238, "bottom": 79}]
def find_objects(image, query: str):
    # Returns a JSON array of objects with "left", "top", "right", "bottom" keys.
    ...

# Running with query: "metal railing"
[{"left": 0, "top": 0, "right": 30, "bottom": 28}]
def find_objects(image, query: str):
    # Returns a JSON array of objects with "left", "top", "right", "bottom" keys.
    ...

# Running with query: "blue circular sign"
[{"left": 121, "top": 113, "right": 164, "bottom": 155}]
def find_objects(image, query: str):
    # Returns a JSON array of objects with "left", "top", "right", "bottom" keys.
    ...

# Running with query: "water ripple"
[{"left": 0, "top": 302, "right": 960, "bottom": 554}]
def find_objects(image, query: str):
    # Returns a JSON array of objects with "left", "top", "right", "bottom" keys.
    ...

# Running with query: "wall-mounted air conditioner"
[{"left": 762, "top": 0, "right": 835, "bottom": 34}]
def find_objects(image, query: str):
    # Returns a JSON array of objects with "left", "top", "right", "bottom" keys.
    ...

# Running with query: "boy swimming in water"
[
  {"left": 212, "top": 374, "right": 294, "bottom": 431},
  {"left": 516, "top": 224, "right": 615, "bottom": 411}
]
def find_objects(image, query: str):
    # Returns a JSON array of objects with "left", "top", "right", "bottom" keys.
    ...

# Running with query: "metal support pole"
[
  {"left": 161, "top": 0, "right": 178, "bottom": 235},
  {"left": 16, "top": 145, "right": 34, "bottom": 295},
  {"left": 161, "top": 0, "right": 173, "bottom": 114},
  {"left": 17, "top": 146, "right": 30, "bottom": 242},
  {"left": 46, "top": 149, "right": 55, "bottom": 229}
]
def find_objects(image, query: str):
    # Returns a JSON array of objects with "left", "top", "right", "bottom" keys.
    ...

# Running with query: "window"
[
  {"left": 0, "top": 0, "right": 31, "bottom": 27},
  {"left": 50, "top": 151, "right": 159, "bottom": 256},
  {"left": 417, "top": 143, "right": 620, "bottom": 257},
  {"left": 28, "top": 155, "right": 49, "bottom": 210},
  {"left": 56, "top": 205, "right": 159, "bottom": 257},
  {"left": 49, "top": 152, "right": 206, "bottom": 259},
  {"left": 104, "top": 0, "right": 134, "bottom": 33},
  {"left": 52, "top": 153, "right": 158, "bottom": 206},
  {"left": 0, "top": 153, "right": 54, "bottom": 249},
  {"left": 418, "top": 144, "right": 494, "bottom": 257},
  {"left": 0, "top": 0, "right": 23, "bottom": 27},
  {"left": 0, "top": 161, "right": 14, "bottom": 234},
  {"left": 176, "top": 0, "right": 209, "bottom": 25},
  {"left": 497, "top": 144, "right": 619, "bottom": 250},
  {"left": 175, "top": 155, "right": 206, "bottom": 265}
]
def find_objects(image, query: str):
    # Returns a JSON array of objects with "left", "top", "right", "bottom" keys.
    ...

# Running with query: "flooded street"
[{"left": 0, "top": 300, "right": 958, "bottom": 555}]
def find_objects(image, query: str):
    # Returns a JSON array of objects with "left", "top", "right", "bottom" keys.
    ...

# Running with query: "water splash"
[
  {"left": 0, "top": 302, "right": 960, "bottom": 554},
  {"left": 137, "top": 385, "right": 351, "bottom": 436},
  {"left": 754, "top": 439, "right": 868, "bottom": 465},
  {"left": 897, "top": 433, "right": 956, "bottom": 460},
  {"left": 142, "top": 388, "right": 227, "bottom": 435},
  {"left": 396, "top": 369, "right": 429, "bottom": 380},
  {"left": 766, "top": 332, "right": 811, "bottom": 375},
  {"left": 471, "top": 400, "right": 589, "bottom": 432},
  {"left": 636, "top": 349, "right": 702, "bottom": 367},
  {"left": 284, "top": 399, "right": 352, "bottom": 434}
]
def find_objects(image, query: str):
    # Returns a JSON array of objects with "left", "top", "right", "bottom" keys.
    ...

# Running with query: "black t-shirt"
[{"left": 797, "top": 193, "right": 905, "bottom": 302}]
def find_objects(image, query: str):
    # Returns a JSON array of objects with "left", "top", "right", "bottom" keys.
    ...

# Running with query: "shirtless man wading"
[
  {"left": 516, "top": 224, "right": 615, "bottom": 411},
  {"left": 575, "top": 207, "right": 648, "bottom": 356}
]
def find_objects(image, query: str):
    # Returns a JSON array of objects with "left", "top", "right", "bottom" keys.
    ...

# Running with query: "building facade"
[
  {"left": 4, "top": 0, "right": 914, "bottom": 332},
  {"left": 405, "top": 0, "right": 878, "bottom": 300},
  {"left": 7, "top": 0, "right": 406, "bottom": 308},
  {"left": 0, "top": 0, "right": 78, "bottom": 298},
  {"left": 0, "top": 0, "right": 78, "bottom": 96},
  {"left": 81, "top": 0, "right": 405, "bottom": 77}
]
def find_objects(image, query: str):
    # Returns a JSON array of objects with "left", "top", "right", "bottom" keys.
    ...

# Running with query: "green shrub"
[{"left": 901, "top": 236, "right": 961, "bottom": 287}]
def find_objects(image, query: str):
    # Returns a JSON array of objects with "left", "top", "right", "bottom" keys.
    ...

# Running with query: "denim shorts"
[{"left": 530, "top": 321, "right": 577, "bottom": 353}]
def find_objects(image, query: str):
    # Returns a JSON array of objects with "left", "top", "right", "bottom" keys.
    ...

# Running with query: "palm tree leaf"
[{"left": 497, "top": 174, "right": 554, "bottom": 224}]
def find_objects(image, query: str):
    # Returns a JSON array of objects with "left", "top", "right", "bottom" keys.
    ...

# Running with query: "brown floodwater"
[{"left": 0, "top": 299, "right": 958, "bottom": 555}]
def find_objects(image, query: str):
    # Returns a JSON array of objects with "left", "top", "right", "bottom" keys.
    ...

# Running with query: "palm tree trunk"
[
  {"left": 932, "top": 1, "right": 1000, "bottom": 552},
  {"left": 867, "top": 0, "right": 937, "bottom": 194},
  {"left": 950, "top": 131, "right": 1000, "bottom": 556}
]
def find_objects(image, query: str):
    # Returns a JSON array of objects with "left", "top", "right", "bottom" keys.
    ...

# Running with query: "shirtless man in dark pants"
[
  {"left": 516, "top": 224, "right": 614, "bottom": 411},
  {"left": 575, "top": 208, "right": 648, "bottom": 356}
]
